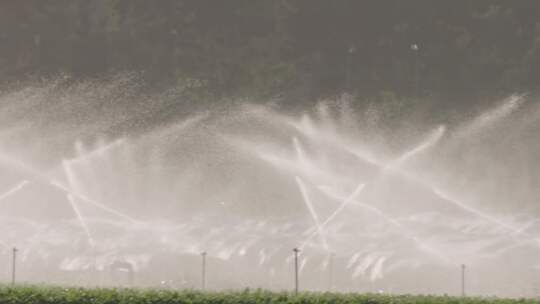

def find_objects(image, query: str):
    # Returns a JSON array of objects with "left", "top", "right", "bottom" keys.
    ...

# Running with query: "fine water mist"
[{"left": 0, "top": 76, "right": 539, "bottom": 297}]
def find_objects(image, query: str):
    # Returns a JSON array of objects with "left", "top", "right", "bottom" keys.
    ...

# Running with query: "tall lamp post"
[
  {"left": 293, "top": 248, "right": 300, "bottom": 295},
  {"left": 201, "top": 252, "right": 207, "bottom": 290}
]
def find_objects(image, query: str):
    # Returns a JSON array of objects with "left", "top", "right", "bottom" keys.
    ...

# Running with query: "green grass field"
[{"left": 0, "top": 286, "right": 537, "bottom": 304}]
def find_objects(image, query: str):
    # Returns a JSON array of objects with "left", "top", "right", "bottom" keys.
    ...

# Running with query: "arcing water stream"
[{"left": 0, "top": 78, "right": 538, "bottom": 296}]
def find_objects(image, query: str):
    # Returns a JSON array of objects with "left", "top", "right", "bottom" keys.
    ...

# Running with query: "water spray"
[
  {"left": 320, "top": 187, "right": 451, "bottom": 264},
  {"left": 287, "top": 96, "right": 529, "bottom": 240},
  {"left": 295, "top": 176, "right": 329, "bottom": 251},
  {"left": 67, "top": 138, "right": 126, "bottom": 165},
  {"left": 51, "top": 180, "right": 138, "bottom": 223},
  {"left": 390, "top": 125, "right": 446, "bottom": 167},
  {"left": 451, "top": 94, "right": 526, "bottom": 140},
  {"left": 0, "top": 180, "right": 29, "bottom": 202},
  {"left": 300, "top": 183, "right": 365, "bottom": 250},
  {"left": 66, "top": 194, "right": 96, "bottom": 248},
  {"left": 0, "top": 151, "right": 138, "bottom": 223},
  {"left": 433, "top": 188, "right": 520, "bottom": 234}
]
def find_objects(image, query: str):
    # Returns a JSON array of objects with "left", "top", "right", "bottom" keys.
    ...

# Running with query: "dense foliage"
[
  {"left": 0, "top": 286, "right": 538, "bottom": 304},
  {"left": 1, "top": 1, "right": 539, "bottom": 102}
]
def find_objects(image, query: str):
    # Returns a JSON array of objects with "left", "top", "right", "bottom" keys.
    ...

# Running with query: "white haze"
[{"left": 0, "top": 76, "right": 539, "bottom": 297}]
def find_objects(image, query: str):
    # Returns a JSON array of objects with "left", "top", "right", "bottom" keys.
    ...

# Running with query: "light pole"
[
  {"left": 410, "top": 43, "right": 420, "bottom": 98},
  {"left": 461, "top": 264, "right": 466, "bottom": 297},
  {"left": 201, "top": 252, "right": 207, "bottom": 290},
  {"left": 11, "top": 247, "right": 17, "bottom": 285},
  {"left": 293, "top": 248, "right": 300, "bottom": 294}
]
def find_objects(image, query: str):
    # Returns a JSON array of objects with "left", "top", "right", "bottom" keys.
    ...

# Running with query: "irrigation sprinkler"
[
  {"left": 293, "top": 248, "right": 300, "bottom": 294},
  {"left": 11, "top": 247, "right": 17, "bottom": 285},
  {"left": 461, "top": 264, "right": 466, "bottom": 297},
  {"left": 201, "top": 251, "right": 207, "bottom": 290}
]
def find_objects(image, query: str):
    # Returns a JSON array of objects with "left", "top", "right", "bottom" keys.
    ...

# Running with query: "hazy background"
[{"left": 2, "top": 1, "right": 540, "bottom": 105}]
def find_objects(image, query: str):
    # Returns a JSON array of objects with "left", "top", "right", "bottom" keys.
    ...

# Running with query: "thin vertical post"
[
  {"left": 461, "top": 264, "right": 466, "bottom": 297},
  {"left": 328, "top": 252, "right": 335, "bottom": 292},
  {"left": 201, "top": 252, "right": 207, "bottom": 290},
  {"left": 11, "top": 247, "right": 17, "bottom": 285},
  {"left": 293, "top": 248, "right": 300, "bottom": 294}
]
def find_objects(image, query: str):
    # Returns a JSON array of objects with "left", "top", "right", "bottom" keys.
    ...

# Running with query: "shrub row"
[{"left": 0, "top": 285, "right": 537, "bottom": 304}]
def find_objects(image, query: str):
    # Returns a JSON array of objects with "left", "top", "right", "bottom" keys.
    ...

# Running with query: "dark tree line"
[{"left": 1, "top": 0, "right": 540, "bottom": 102}]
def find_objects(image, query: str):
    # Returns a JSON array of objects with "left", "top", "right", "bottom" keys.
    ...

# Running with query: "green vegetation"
[{"left": 0, "top": 286, "right": 537, "bottom": 304}]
